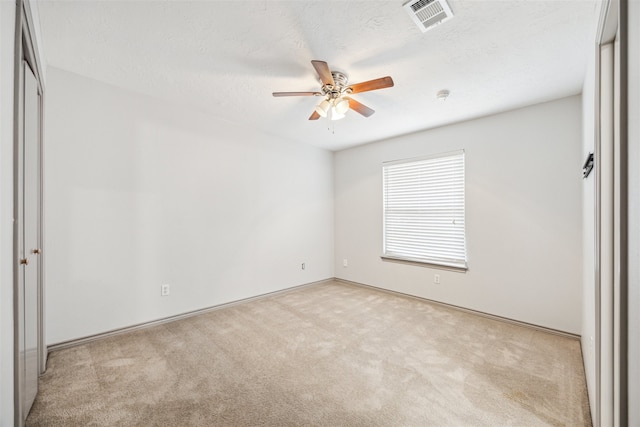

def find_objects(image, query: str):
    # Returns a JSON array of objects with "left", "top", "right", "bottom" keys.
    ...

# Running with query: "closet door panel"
[{"left": 21, "top": 60, "right": 40, "bottom": 418}]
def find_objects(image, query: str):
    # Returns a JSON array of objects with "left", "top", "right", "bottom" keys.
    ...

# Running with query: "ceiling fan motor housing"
[
  {"left": 331, "top": 71, "right": 348, "bottom": 88},
  {"left": 322, "top": 71, "right": 350, "bottom": 99}
]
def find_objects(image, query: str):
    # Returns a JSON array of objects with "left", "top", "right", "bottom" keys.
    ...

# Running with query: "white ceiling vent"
[{"left": 403, "top": 0, "right": 454, "bottom": 33}]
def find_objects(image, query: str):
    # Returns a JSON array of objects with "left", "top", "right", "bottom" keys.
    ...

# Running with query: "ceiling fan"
[{"left": 272, "top": 60, "right": 394, "bottom": 121}]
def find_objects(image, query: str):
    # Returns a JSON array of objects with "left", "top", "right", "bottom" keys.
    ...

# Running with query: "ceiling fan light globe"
[
  {"left": 330, "top": 108, "right": 346, "bottom": 121},
  {"left": 315, "top": 99, "right": 331, "bottom": 118},
  {"left": 334, "top": 98, "right": 350, "bottom": 114}
]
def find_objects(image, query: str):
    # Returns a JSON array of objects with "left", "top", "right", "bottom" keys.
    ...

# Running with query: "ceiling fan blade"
[
  {"left": 348, "top": 76, "right": 394, "bottom": 94},
  {"left": 346, "top": 97, "right": 375, "bottom": 117},
  {"left": 309, "top": 110, "right": 321, "bottom": 120},
  {"left": 311, "top": 60, "right": 335, "bottom": 87},
  {"left": 272, "top": 91, "right": 322, "bottom": 97}
]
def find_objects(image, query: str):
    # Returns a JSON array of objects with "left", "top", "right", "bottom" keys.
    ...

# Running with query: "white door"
[{"left": 18, "top": 59, "right": 41, "bottom": 423}]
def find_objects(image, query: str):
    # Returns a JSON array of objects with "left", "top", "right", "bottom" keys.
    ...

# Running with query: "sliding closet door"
[
  {"left": 15, "top": 58, "right": 41, "bottom": 424},
  {"left": 14, "top": 2, "right": 45, "bottom": 425},
  {"left": 628, "top": 1, "right": 639, "bottom": 424},
  {"left": 21, "top": 60, "right": 41, "bottom": 419},
  {"left": 598, "top": 41, "right": 615, "bottom": 427}
]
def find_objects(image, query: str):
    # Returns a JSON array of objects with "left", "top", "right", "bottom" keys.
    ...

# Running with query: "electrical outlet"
[
  {"left": 161, "top": 284, "right": 170, "bottom": 296},
  {"left": 301, "top": 262, "right": 306, "bottom": 270},
  {"left": 434, "top": 274, "right": 440, "bottom": 284},
  {"left": 343, "top": 259, "right": 348, "bottom": 267}
]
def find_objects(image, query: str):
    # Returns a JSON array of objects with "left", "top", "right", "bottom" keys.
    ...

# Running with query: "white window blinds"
[{"left": 382, "top": 150, "right": 467, "bottom": 269}]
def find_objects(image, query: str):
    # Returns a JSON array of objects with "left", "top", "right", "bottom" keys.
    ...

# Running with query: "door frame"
[
  {"left": 13, "top": 0, "right": 45, "bottom": 425},
  {"left": 593, "top": 0, "right": 629, "bottom": 425}
]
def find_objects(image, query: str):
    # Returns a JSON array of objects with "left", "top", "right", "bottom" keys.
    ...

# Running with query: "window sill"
[{"left": 380, "top": 255, "right": 468, "bottom": 272}]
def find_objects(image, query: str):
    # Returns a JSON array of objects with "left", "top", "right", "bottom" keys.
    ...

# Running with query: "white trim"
[
  {"left": 598, "top": 41, "right": 615, "bottom": 427},
  {"left": 380, "top": 255, "right": 467, "bottom": 272},
  {"left": 597, "top": 0, "right": 618, "bottom": 46}
]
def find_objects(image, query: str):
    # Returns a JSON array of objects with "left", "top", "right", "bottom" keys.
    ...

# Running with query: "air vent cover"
[{"left": 403, "top": 0, "right": 454, "bottom": 33}]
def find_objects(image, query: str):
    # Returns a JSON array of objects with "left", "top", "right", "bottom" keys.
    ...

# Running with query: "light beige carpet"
[{"left": 27, "top": 281, "right": 591, "bottom": 426}]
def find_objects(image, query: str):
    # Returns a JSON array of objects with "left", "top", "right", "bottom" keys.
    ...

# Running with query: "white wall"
[
  {"left": 334, "top": 96, "right": 583, "bottom": 334},
  {"left": 44, "top": 67, "right": 334, "bottom": 345},
  {"left": 581, "top": 40, "right": 597, "bottom": 416},
  {"left": 0, "top": 2, "right": 16, "bottom": 424}
]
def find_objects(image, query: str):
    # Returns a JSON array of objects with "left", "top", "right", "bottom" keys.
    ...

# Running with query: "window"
[{"left": 382, "top": 150, "right": 467, "bottom": 270}]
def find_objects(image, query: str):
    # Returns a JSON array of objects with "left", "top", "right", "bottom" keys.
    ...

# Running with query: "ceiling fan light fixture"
[
  {"left": 315, "top": 99, "right": 331, "bottom": 117},
  {"left": 273, "top": 60, "right": 394, "bottom": 121},
  {"left": 334, "top": 97, "right": 350, "bottom": 115},
  {"left": 329, "top": 108, "right": 346, "bottom": 121}
]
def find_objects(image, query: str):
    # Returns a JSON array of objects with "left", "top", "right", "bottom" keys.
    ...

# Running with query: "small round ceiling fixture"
[{"left": 436, "top": 89, "right": 450, "bottom": 101}]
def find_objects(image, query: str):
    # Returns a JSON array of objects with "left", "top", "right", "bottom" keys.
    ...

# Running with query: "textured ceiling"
[{"left": 37, "top": 0, "right": 601, "bottom": 151}]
